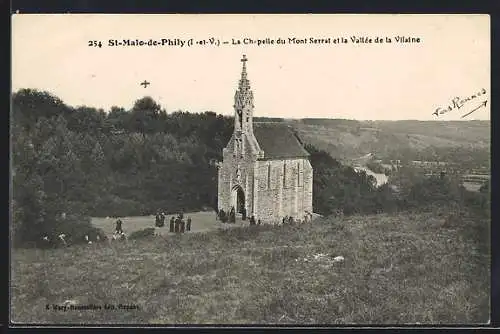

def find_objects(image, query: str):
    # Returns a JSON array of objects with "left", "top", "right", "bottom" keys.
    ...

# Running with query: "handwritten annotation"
[{"left": 433, "top": 88, "right": 488, "bottom": 119}]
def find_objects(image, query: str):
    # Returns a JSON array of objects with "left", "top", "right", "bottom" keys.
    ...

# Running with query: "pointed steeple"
[
  {"left": 230, "top": 55, "right": 262, "bottom": 158},
  {"left": 234, "top": 54, "right": 254, "bottom": 133}
]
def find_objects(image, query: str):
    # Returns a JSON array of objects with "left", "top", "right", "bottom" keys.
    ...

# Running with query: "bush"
[
  {"left": 406, "top": 176, "right": 462, "bottom": 208},
  {"left": 129, "top": 227, "right": 156, "bottom": 240},
  {"left": 17, "top": 215, "right": 107, "bottom": 248},
  {"left": 55, "top": 215, "right": 107, "bottom": 242}
]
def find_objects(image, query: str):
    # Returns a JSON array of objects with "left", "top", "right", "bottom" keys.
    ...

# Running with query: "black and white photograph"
[{"left": 10, "top": 14, "right": 490, "bottom": 325}]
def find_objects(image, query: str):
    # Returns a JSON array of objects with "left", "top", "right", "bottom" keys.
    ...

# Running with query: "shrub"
[
  {"left": 129, "top": 227, "right": 156, "bottom": 240},
  {"left": 18, "top": 215, "right": 107, "bottom": 248},
  {"left": 54, "top": 215, "right": 106, "bottom": 242}
]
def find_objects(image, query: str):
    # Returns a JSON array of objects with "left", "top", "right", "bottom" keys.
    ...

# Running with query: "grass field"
[{"left": 11, "top": 210, "right": 490, "bottom": 325}]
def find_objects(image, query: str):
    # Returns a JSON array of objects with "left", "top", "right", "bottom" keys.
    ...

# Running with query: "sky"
[{"left": 12, "top": 14, "right": 490, "bottom": 121}]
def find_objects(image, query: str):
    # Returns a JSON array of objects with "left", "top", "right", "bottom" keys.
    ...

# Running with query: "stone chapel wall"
[
  {"left": 303, "top": 159, "right": 314, "bottom": 213},
  {"left": 254, "top": 157, "right": 312, "bottom": 223},
  {"left": 218, "top": 135, "right": 257, "bottom": 214}
]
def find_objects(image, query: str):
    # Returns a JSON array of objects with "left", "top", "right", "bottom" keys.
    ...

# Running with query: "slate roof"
[{"left": 253, "top": 122, "right": 310, "bottom": 160}]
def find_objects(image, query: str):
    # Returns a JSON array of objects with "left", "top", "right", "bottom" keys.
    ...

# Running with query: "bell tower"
[
  {"left": 234, "top": 55, "right": 254, "bottom": 134},
  {"left": 233, "top": 55, "right": 262, "bottom": 157}
]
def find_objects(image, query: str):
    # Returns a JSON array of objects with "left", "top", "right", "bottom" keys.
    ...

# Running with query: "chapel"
[{"left": 217, "top": 55, "right": 313, "bottom": 223}]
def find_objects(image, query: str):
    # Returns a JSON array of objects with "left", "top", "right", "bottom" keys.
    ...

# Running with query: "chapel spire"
[
  {"left": 234, "top": 54, "right": 254, "bottom": 133},
  {"left": 230, "top": 55, "right": 262, "bottom": 158}
]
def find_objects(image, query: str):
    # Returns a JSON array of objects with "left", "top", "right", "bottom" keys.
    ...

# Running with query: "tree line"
[{"left": 11, "top": 89, "right": 490, "bottom": 246}]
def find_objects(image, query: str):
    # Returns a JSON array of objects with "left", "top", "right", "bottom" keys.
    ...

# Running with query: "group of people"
[
  {"left": 112, "top": 211, "right": 195, "bottom": 239},
  {"left": 155, "top": 211, "right": 192, "bottom": 233},
  {"left": 215, "top": 207, "right": 314, "bottom": 226},
  {"left": 155, "top": 211, "right": 167, "bottom": 227},
  {"left": 282, "top": 212, "right": 314, "bottom": 225},
  {"left": 216, "top": 206, "right": 253, "bottom": 224},
  {"left": 168, "top": 213, "right": 192, "bottom": 233},
  {"left": 113, "top": 208, "right": 313, "bottom": 238},
  {"left": 216, "top": 207, "right": 236, "bottom": 223}
]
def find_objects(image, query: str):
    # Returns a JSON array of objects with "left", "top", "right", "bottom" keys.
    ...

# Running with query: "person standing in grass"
[
  {"left": 186, "top": 216, "right": 192, "bottom": 232},
  {"left": 230, "top": 207, "right": 236, "bottom": 223},
  {"left": 174, "top": 216, "right": 180, "bottom": 233},
  {"left": 170, "top": 216, "right": 175, "bottom": 233},
  {"left": 115, "top": 218, "right": 123, "bottom": 234},
  {"left": 155, "top": 211, "right": 161, "bottom": 227},
  {"left": 180, "top": 217, "right": 185, "bottom": 233},
  {"left": 159, "top": 211, "right": 165, "bottom": 227},
  {"left": 219, "top": 209, "right": 226, "bottom": 223}
]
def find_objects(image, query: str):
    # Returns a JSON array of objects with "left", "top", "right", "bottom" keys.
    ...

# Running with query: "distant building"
[
  {"left": 411, "top": 160, "right": 448, "bottom": 167},
  {"left": 217, "top": 55, "right": 313, "bottom": 223}
]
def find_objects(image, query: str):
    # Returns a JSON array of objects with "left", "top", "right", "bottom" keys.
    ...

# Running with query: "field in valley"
[
  {"left": 288, "top": 119, "right": 490, "bottom": 161},
  {"left": 11, "top": 210, "right": 490, "bottom": 325}
]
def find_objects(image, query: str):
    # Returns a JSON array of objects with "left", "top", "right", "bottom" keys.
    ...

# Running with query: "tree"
[
  {"left": 128, "top": 96, "right": 162, "bottom": 137},
  {"left": 66, "top": 106, "right": 105, "bottom": 134},
  {"left": 12, "top": 171, "right": 49, "bottom": 245},
  {"left": 106, "top": 106, "right": 129, "bottom": 131},
  {"left": 12, "top": 89, "right": 71, "bottom": 131},
  {"left": 304, "top": 144, "right": 387, "bottom": 216},
  {"left": 91, "top": 141, "right": 105, "bottom": 169}
]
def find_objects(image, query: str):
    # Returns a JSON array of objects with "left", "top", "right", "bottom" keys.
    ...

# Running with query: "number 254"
[{"left": 88, "top": 40, "right": 102, "bottom": 48}]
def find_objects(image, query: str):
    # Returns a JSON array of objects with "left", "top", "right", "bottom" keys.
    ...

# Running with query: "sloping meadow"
[{"left": 11, "top": 210, "right": 490, "bottom": 325}]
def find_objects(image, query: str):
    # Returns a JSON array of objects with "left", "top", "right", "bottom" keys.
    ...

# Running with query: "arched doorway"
[{"left": 231, "top": 185, "right": 245, "bottom": 214}]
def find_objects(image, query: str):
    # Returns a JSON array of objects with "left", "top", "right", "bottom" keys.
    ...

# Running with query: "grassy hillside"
[
  {"left": 284, "top": 119, "right": 490, "bottom": 161},
  {"left": 11, "top": 209, "right": 489, "bottom": 324}
]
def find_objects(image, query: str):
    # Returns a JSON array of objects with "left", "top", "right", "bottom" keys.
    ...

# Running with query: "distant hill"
[{"left": 252, "top": 118, "right": 490, "bottom": 161}]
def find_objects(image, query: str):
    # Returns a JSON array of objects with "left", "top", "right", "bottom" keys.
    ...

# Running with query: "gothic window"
[
  {"left": 236, "top": 165, "right": 241, "bottom": 182},
  {"left": 267, "top": 164, "right": 271, "bottom": 189},
  {"left": 246, "top": 117, "right": 249, "bottom": 123},
  {"left": 237, "top": 109, "right": 243, "bottom": 128}
]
